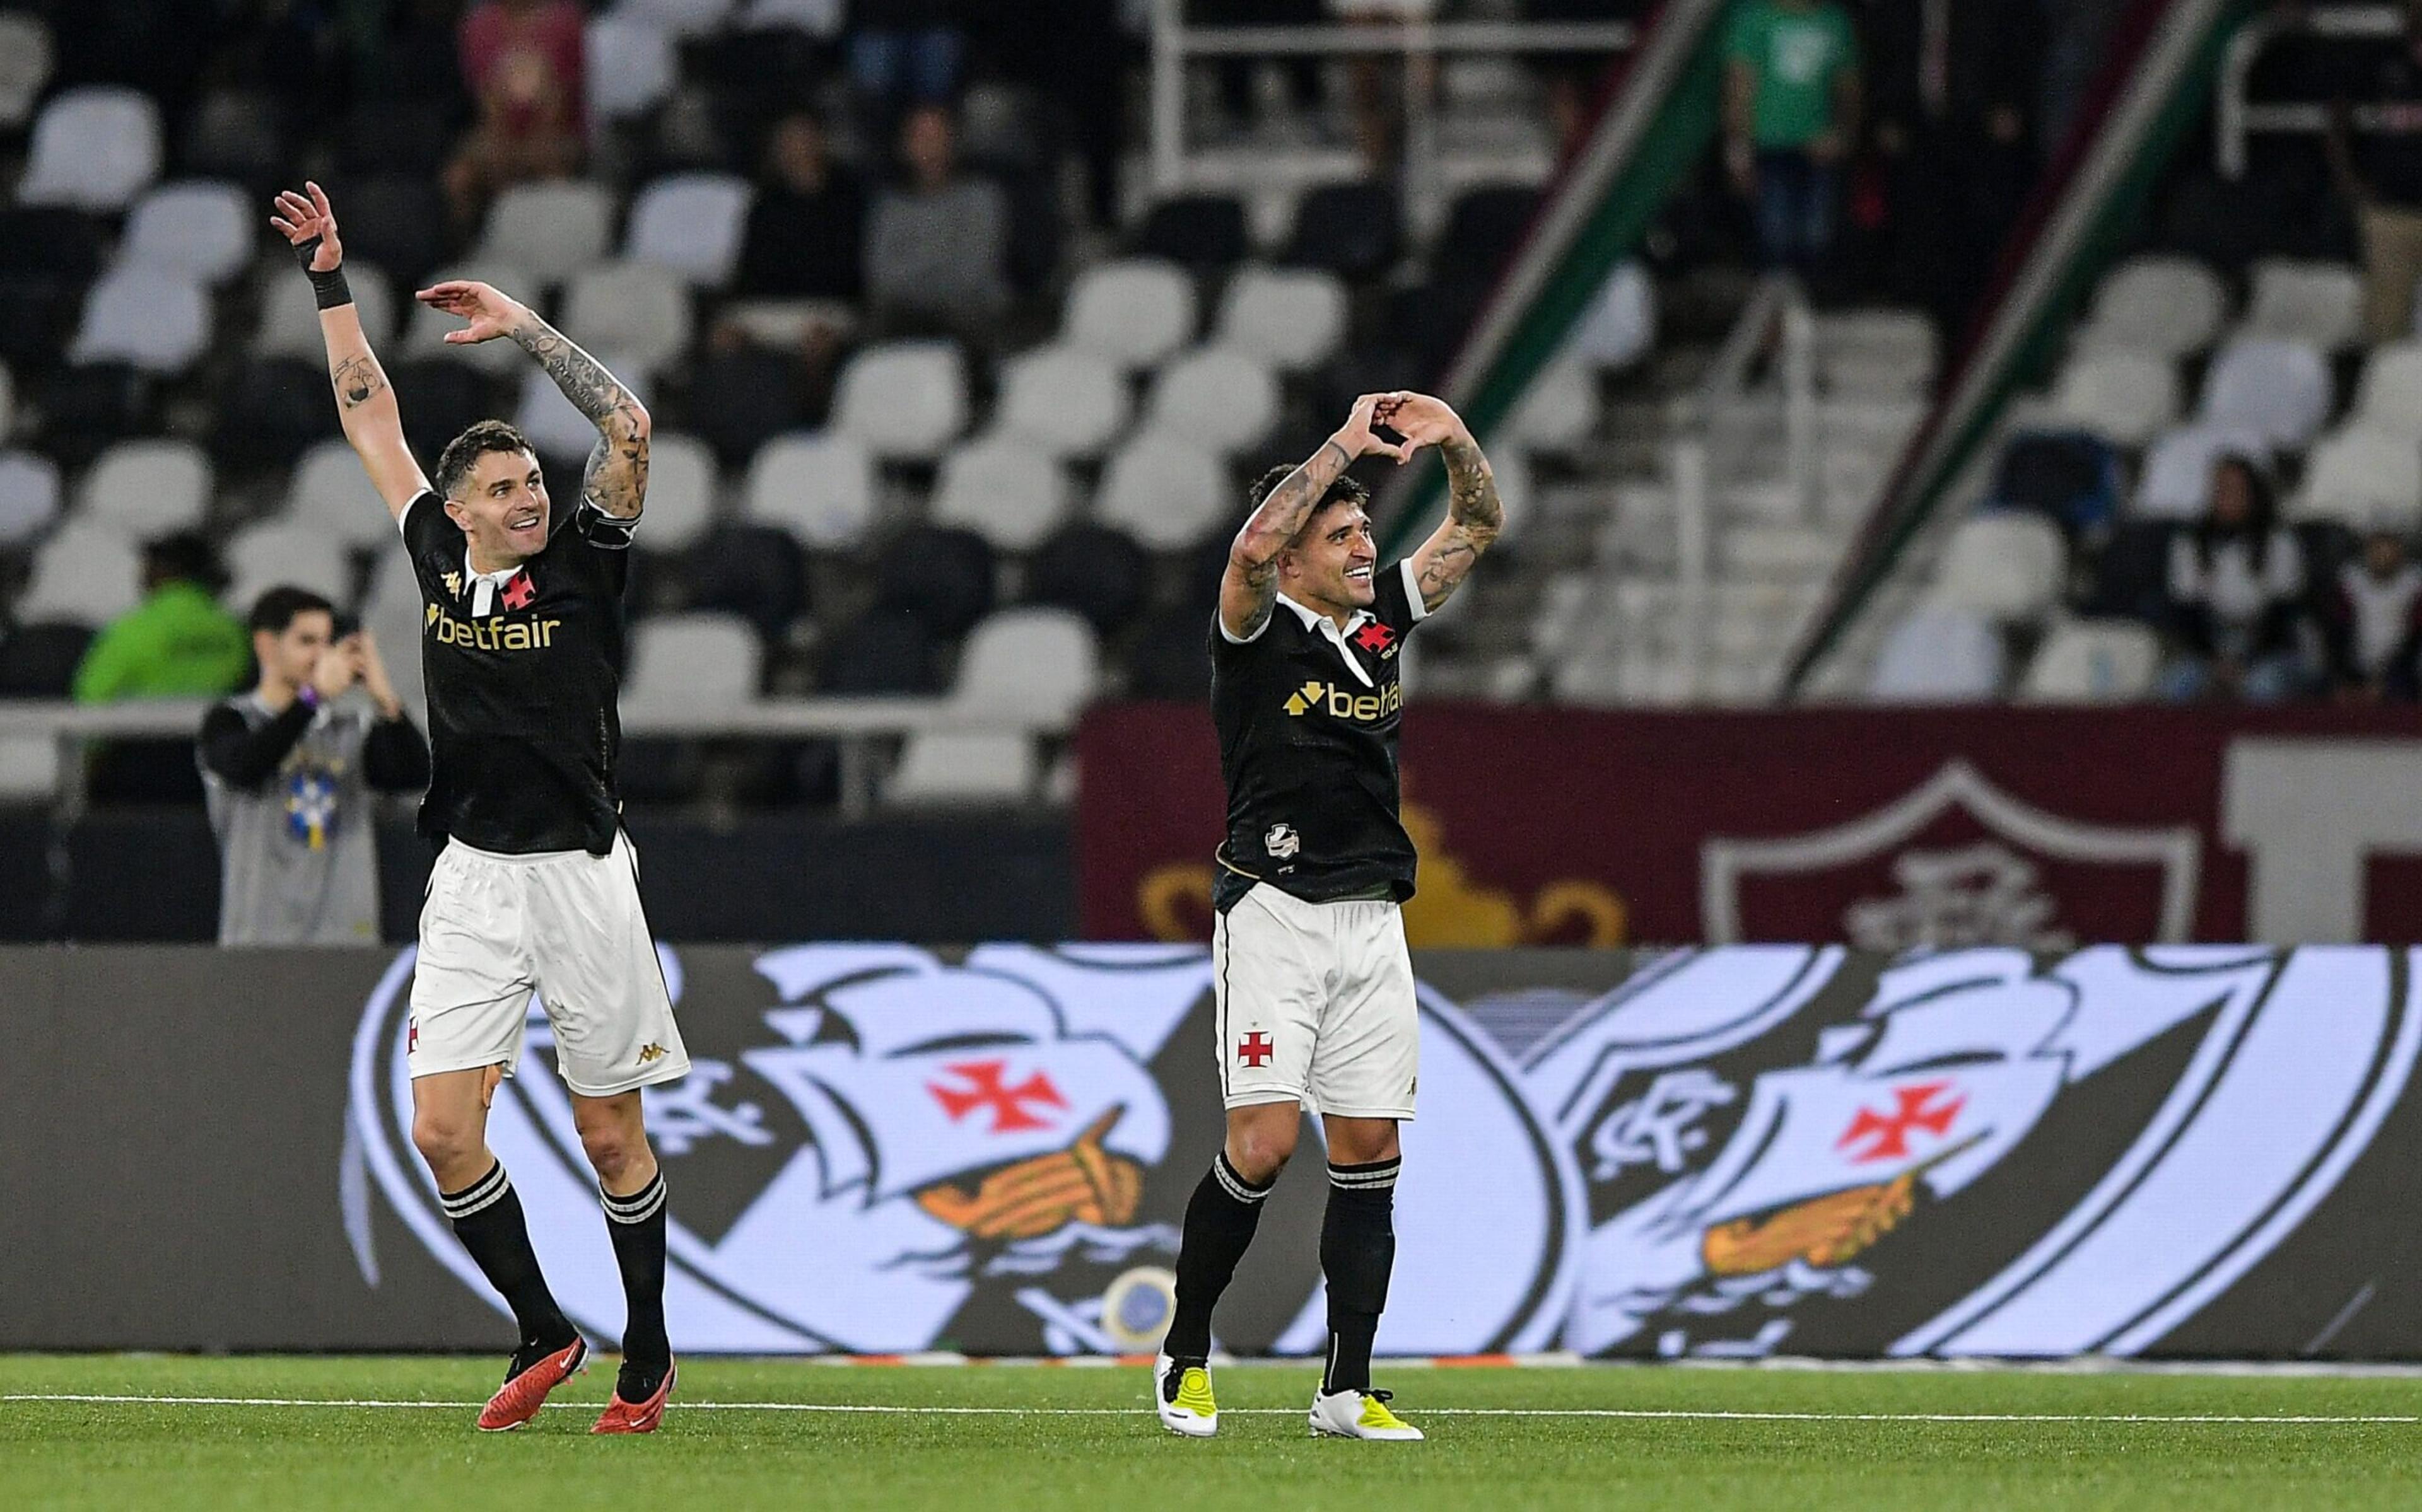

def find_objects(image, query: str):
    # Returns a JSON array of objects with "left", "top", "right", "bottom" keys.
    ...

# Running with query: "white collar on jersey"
[
  {"left": 460, "top": 549, "right": 526, "bottom": 617},
  {"left": 1275, "top": 591, "right": 1379, "bottom": 689}
]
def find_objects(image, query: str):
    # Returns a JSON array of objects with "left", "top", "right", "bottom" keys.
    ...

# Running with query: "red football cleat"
[
  {"left": 476, "top": 1336, "right": 589, "bottom": 1432},
  {"left": 592, "top": 1359, "right": 676, "bottom": 1435}
]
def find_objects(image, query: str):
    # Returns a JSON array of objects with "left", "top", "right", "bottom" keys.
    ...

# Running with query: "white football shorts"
[
  {"left": 1211, "top": 881, "right": 1419, "bottom": 1120},
  {"left": 407, "top": 832, "right": 690, "bottom": 1097}
]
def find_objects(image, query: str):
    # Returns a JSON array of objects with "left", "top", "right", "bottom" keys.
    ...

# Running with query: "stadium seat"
[
  {"left": 1097, "top": 429, "right": 1231, "bottom": 551},
  {"left": 2074, "top": 255, "right": 2229, "bottom": 358},
  {"left": 2197, "top": 336, "right": 2331, "bottom": 451},
  {"left": 831, "top": 341, "right": 966, "bottom": 462},
  {"left": 223, "top": 520, "right": 353, "bottom": 610},
  {"left": 682, "top": 522, "right": 806, "bottom": 641},
  {"left": 472, "top": 182, "right": 614, "bottom": 289},
  {"left": 256, "top": 257, "right": 396, "bottom": 359},
  {"left": 930, "top": 436, "right": 1068, "bottom": 551},
  {"left": 2132, "top": 424, "right": 2271, "bottom": 522},
  {"left": 16, "top": 522, "right": 144, "bottom": 625},
  {"left": 1929, "top": 512, "right": 2068, "bottom": 623},
  {"left": 404, "top": 262, "right": 535, "bottom": 375},
  {"left": 587, "top": 15, "right": 679, "bottom": 121},
  {"left": 819, "top": 607, "right": 942, "bottom": 694},
  {"left": 2348, "top": 342, "right": 2422, "bottom": 436},
  {"left": 2017, "top": 619, "right": 2162, "bottom": 703},
  {"left": 2050, "top": 348, "right": 2179, "bottom": 448},
  {"left": 623, "top": 612, "right": 763, "bottom": 712},
  {"left": 1026, "top": 522, "right": 1149, "bottom": 635},
  {"left": 515, "top": 351, "right": 650, "bottom": 462},
  {"left": 1125, "top": 604, "right": 1215, "bottom": 700},
  {"left": 70, "top": 266, "right": 210, "bottom": 375},
  {"left": 560, "top": 262, "right": 693, "bottom": 377},
  {"left": 180, "top": 87, "right": 285, "bottom": 188},
  {"left": 637, "top": 433, "right": 718, "bottom": 553},
  {"left": 216, "top": 357, "right": 334, "bottom": 471},
  {"left": 1434, "top": 183, "right": 1540, "bottom": 285},
  {"left": 2295, "top": 427, "right": 2422, "bottom": 532},
  {"left": 884, "top": 730, "right": 1036, "bottom": 805},
  {"left": 390, "top": 359, "right": 501, "bottom": 460},
  {"left": 120, "top": 180, "right": 253, "bottom": 287},
  {"left": 2241, "top": 259, "right": 2363, "bottom": 351},
  {"left": 1215, "top": 265, "right": 1348, "bottom": 373},
  {"left": 1565, "top": 260, "right": 1658, "bottom": 371},
  {"left": 948, "top": 606, "right": 1098, "bottom": 721},
  {"left": 990, "top": 345, "right": 1129, "bottom": 460},
  {"left": 1128, "top": 194, "right": 1250, "bottom": 272},
  {"left": 744, "top": 431, "right": 877, "bottom": 549},
  {"left": 614, "top": 0, "right": 739, "bottom": 38},
  {"left": 1062, "top": 260, "right": 1195, "bottom": 371},
  {"left": 1505, "top": 356, "right": 1600, "bottom": 456},
  {"left": 16, "top": 86, "right": 161, "bottom": 212},
  {"left": 1867, "top": 603, "right": 2004, "bottom": 701},
  {"left": 1145, "top": 348, "right": 1278, "bottom": 457},
  {"left": 30, "top": 364, "right": 151, "bottom": 455},
  {"left": 624, "top": 173, "right": 753, "bottom": 288},
  {"left": 0, "top": 210, "right": 103, "bottom": 366},
  {"left": 1281, "top": 181, "right": 1403, "bottom": 281},
  {"left": 0, "top": 620, "right": 94, "bottom": 697},
  {"left": 330, "top": 177, "right": 447, "bottom": 286},
  {"left": 0, "top": 11, "right": 54, "bottom": 130},
  {"left": 688, "top": 346, "right": 807, "bottom": 468},
  {"left": 285, "top": 438, "right": 400, "bottom": 550},
  {"left": 0, "top": 450, "right": 61, "bottom": 547},
  {"left": 79, "top": 439, "right": 211, "bottom": 537},
  {"left": 877, "top": 525, "right": 997, "bottom": 639}
]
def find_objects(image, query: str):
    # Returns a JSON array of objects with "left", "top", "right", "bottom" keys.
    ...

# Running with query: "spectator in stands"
[
  {"left": 1724, "top": 0, "right": 1864, "bottom": 280},
  {"left": 71, "top": 533, "right": 249, "bottom": 705},
  {"left": 864, "top": 103, "right": 1012, "bottom": 347},
  {"left": 2328, "top": 0, "right": 2422, "bottom": 341},
  {"left": 2158, "top": 456, "right": 2314, "bottom": 704},
  {"left": 445, "top": 0, "right": 585, "bottom": 228},
  {"left": 200, "top": 590, "right": 430, "bottom": 945},
  {"left": 734, "top": 112, "right": 868, "bottom": 315},
  {"left": 2324, "top": 528, "right": 2422, "bottom": 701}
]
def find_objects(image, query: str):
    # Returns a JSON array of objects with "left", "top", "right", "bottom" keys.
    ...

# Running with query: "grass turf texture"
[{"left": 6, "top": 1356, "right": 2421, "bottom": 1510}]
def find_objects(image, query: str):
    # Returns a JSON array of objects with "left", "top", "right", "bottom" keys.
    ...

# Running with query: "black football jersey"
[
  {"left": 399, "top": 490, "right": 635, "bottom": 855},
  {"left": 1208, "top": 558, "right": 1430, "bottom": 909}
]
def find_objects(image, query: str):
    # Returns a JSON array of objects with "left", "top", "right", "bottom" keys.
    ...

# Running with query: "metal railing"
[{"left": 2217, "top": 3, "right": 2401, "bottom": 179}]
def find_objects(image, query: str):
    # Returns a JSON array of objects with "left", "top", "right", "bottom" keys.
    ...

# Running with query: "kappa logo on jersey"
[
  {"left": 441, "top": 571, "right": 462, "bottom": 598},
  {"left": 346, "top": 943, "right": 1581, "bottom": 1356},
  {"left": 1265, "top": 822, "right": 1300, "bottom": 859},
  {"left": 424, "top": 600, "right": 564, "bottom": 651},
  {"left": 1283, "top": 680, "right": 1405, "bottom": 721}
]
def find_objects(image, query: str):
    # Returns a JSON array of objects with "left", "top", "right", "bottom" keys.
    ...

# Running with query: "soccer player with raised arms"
[
  {"left": 1155, "top": 391, "right": 1502, "bottom": 1440},
  {"left": 272, "top": 182, "right": 686, "bottom": 1434}
]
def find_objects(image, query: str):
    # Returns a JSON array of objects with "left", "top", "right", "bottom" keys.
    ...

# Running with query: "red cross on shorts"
[
  {"left": 501, "top": 570, "right": 536, "bottom": 611},
  {"left": 1837, "top": 1081, "right": 1965, "bottom": 1163},
  {"left": 1354, "top": 622, "right": 1396, "bottom": 653},
  {"left": 927, "top": 1059, "right": 1067, "bottom": 1134},
  {"left": 1237, "top": 1032, "right": 1274, "bottom": 1067}
]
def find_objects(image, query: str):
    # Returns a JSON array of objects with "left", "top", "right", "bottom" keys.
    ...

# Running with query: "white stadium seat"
[
  {"left": 611, "top": 0, "right": 736, "bottom": 38},
  {"left": 70, "top": 266, "right": 210, "bottom": 375},
  {"left": 2295, "top": 427, "right": 2422, "bottom": 532},
  {"left": 1567, "top": 260, "right": 1659, "bottom": 371},
  {"left": 1867, "top": 603, "right": 2004, "bottom": 702},
  {"left": 16, "top": 522, "right": 143, "bottom": 625},
  {"left": 1145, "top": 347, "right": 1278, "bottom": 457},
  {"left": 1214, "top": 265, "right": 1347, "bottom": 372},
  {"left": 0, "top": 11, "right": 55, "bottom": 130},
  {"left": 888, "top": 608, "right": 1098, "bottom": 804},
  {"left": 991, "top": 345, "right": 1129, "bottom": 459},
  {"left": 1504, "top": 356, "right": 1600, "bottom": 456},
  {"left": 930, "top": 436, "right": 1068, "bottom": 551},
  {"left": 2349, "top": 341, "right": 2422, "bottom": 436},
  {"left": 515, "top": 350, "right": 650, "bottom": 462},
  {"left": 744, "top": 431, "right": 877, "bottom": 549},
  {"left": 16, "top": 86, "right": 160, "bottom": 212},
  {"left": 1062, "top": 259, "right": 1195, "bottom": 370},
  {"left": 831, "top": 340, "right": 966, "bottom": 461},
  {"left": 585, "top": 15, "right": 677, "bottom": 121},
  {"left": 1928, "top": 512, "right": 2067, "bottom": 624},
  {"left": 257, "top": 258, "right": 395, "bottom": 358},
  {"left": 473, "top": 182, "right": 614, "bottom": 288},
  {"left": 2018, "top": 619, "right": 2162, "bottom": 704},
  {"left": 2051, "top": 347, "right": 2179, "bottom": 448},
  {"left": 624, "top": 172, "right": 752, "bottom": 288},
  {"left": 121, "top": 180, "right": 253, "bottom": 286},
  {"left": 404, "top": 261, "right": 533, "bottom": 375},
  {"left": 623, "top": 612, "right": 761, "bottom": 711},
  {"left": 2132, "top": 424, "right": 2271, "bottom": 522},
  {"left": 223, "top": 520, "right": 353, "bottom": 611},
  {"left": 2197, "top": 336, "right": 2331, "bottom": 451},
  {"left": 2074, "top": 255, "right": 2228, "bottom": 359},
  {"left": 636, "top": 433, "right": 717, "bottom": 552},
  {"left": 2242, "top": 259, "right": 2363, "bottom": 351},
  {"left": 1097, "top": 429, "right": 1231, "bottom": 550},
  {"left": 0, "top": 450, "right": 61, "bottom": 547},
  {"left": 885, "top": 731, "right": 1036, "bottom": 805},
  {"left": 79, "top": 439, "right": 210, "bottom": 537},
  {"left": 285, "top": 438, "right": 400, "bottom": 550},
  {"left": 560, "top": 261, "right": 693, "bottom": 376},
  {"left": 363, "top": 548, "right": 421, "bottom": 620}
]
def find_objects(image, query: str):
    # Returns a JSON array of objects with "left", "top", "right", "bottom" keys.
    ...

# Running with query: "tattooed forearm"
[
  {"left": 510, "top": 316, "right": 644, "bottom": 438},
  {"left": 330, "top": 353, "right": 389, "bottom": 412},
  {"left": 579, "top": 429, "right": 650, "bottom": 519},
  {"left": 1413, "top": 434, "right": 1502, "bottom": 611},
  {"left": 1234, "top": 439, "right": 1350, "bottom": 569}
]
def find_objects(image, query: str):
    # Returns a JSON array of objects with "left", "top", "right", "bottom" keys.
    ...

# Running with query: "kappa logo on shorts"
[{"left": 637, "top": 1043, "right": 669, "bottom": 1064}]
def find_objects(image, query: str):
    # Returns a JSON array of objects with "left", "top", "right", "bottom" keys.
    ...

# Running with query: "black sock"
[
  {"left": 441, "top": 1161, "right": 575, "bottom": 1351},
  {"left": 1165, "top": 1151, "right": 1274, "bottom": 1360},
  {"left": 601, "top": 1169, "right": 671, "bottom": 1390},
  {"left": 1319, "top": 1156, "right": 1400, "bottom": 1395}
]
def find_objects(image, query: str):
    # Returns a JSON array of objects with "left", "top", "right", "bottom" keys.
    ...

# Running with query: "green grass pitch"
[{"left": 6, "top": 1355, "right": 2421, "bottom": 1510}]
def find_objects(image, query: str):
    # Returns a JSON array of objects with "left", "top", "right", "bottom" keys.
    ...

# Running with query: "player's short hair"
[
  {"left": 247, "top": 586, "right": 334, "bottom": 637},
  {"left": 435, "top": 420, "right": 538, "bottom": 501},
  {"left": 1248, "top": 464, "right": 1370, "bottom": 544}
]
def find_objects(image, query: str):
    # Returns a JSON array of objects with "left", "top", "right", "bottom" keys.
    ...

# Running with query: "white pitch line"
[{"left": 2, "top": 1395, "right": 2413, "bottom": 1425}]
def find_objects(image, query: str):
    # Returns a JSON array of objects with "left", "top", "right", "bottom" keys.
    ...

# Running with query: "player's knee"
[
  {"left": 411, "top": 1107, "right": 482, "bottom": 1173},
  {"left": 1228, "top": 1119, "right": 1297, "bottom": 1185},
  {"left": 576, "top": 1120, "right": 641, "bottom": 1183}
]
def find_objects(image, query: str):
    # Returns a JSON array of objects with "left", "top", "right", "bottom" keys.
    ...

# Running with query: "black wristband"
[{"left": 291, "top": 236, "right": 353, "bottom": 310}]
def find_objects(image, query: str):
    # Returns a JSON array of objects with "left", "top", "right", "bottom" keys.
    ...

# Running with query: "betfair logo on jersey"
[
  {"left": 1283, "top": 679, "right": 1403, "bottom": 721},
  {"left": 424, "top": 600, "right": 563, "bottom": 651}
]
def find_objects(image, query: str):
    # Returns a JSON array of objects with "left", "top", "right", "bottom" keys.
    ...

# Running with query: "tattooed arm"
[
  {"left": 272, "top": 183, "right": 430, "bottom": 520},
  {"left": 414, "top": 279, "right": 654, "bottom": 520},
  {"left": 1220, "top": 393, "right": 1410, "bottom": 641},
  {"left": 1393, "top": 394, "right": 1503, "bottom": 613}
]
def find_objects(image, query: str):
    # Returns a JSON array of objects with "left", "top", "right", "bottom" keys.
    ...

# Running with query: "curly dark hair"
[
  {"left": 1246, "top": 463, "right": 1369, "bottom": 542},
  {"left": 433, "top": 419, "right": 537, "bottom": 501}
]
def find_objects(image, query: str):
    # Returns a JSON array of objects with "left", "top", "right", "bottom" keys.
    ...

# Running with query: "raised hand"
[
  {"left": 1376, "top": 392, "right": 1470, "bottom": 455},
  {"left": 415, "top": 279, "right": 529, "bottom": 346},
  {"left": 1333, "top": 392, "right": 1413, "bottom": 464},
  {"left": 269, "top": 182, "right": 342, "bottom": 271},
  {"left": 310, "top": 636, "right": 364, "bottom": 701}
]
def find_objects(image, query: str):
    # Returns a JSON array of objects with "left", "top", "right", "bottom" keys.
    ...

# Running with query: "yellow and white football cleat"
[
  {"left": 1308, "top": 1386, "right": 1423, "bottom": 1441},
  {"left": 1154, "top": 1353, "right": 1218, "bottom": 1438}
]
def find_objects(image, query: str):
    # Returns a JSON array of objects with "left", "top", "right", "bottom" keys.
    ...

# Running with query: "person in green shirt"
[
  {"left": 1723, "top": 0, "right": 1863, "bottom": 277},
  {"left": 71, "top": 532, "right": 251, "bottom": 704}
]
